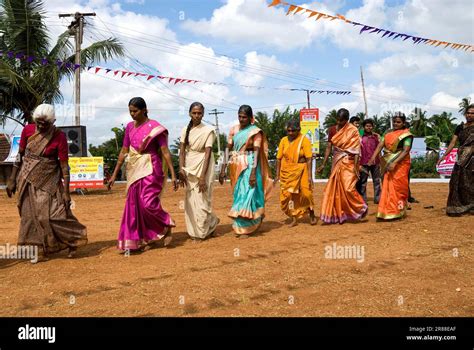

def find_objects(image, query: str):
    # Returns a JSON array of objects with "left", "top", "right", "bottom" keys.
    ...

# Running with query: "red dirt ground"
[{"left": 0, "top": 183, "right": 472, "bottom": 316}]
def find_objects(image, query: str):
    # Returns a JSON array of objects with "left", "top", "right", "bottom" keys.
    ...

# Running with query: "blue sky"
[{"left": 2, "top": 0, "right": 473, "bottom": 146}]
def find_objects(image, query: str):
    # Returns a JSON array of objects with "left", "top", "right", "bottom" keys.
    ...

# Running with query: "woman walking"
[
  {"left": 274, "top": 119, "right": 317, "bottom": 226},
  {"left": 316, "top": 108, "right": 367, "bottom": 224},
  {"left": 6, "top": 104, "right": 87, "bottom": 262},
  {"left": 178, "top": 102, "right": 220, "bottom": 240},
  {"left": 369, "top": 112, "right": 413, "bottom": 220},
  {"left": 438, "top": 105, "right": 473, "bottom": 216},
  {"left": 107, "top": 97, "right": 177, "bottom": 251},
  {"left": 219, "top": 105, "right": 272, "bottom": 237}
]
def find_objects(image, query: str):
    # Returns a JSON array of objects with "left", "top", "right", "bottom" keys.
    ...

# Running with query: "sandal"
[{"left": 163, "top": 227, "right": 173, "bottom": 247}]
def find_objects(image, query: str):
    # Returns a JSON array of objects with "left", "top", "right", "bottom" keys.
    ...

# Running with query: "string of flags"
[
  {"left": 268, "top": 0, "right": 474, "bottom": 53},
  {"left": 0, "top": 50, "right": 352, "bottom": 95},
  {"left": 86, "top": 65, "right": 352, "bottom": 95},
  {"left": 0, "top": 50, "right": 81, "bottom": 70}
]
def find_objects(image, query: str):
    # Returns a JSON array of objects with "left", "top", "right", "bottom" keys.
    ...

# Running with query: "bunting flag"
[
  {"left": 268, "top": 0, "right": 474, "bottom": 53},
  {"left": 1, "top": 50, "right": 353, "bottom": 97},
  {"left": 87, "top": 64, "right": 352, "bottom": 96}
]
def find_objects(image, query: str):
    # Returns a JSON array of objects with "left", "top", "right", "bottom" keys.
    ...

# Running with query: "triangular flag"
[
  {"left": 87, "top": 66, "right": 93, "bottom": 71},
  {"left": 307, "top": 10, "right": 318, "bottom": 18},
  {"left": 114, "top": 70, "right": 119, "bottom": 76},
  {"left": 121, "top": 71, "right": 127, "bottom": 78},
  {"left": 174, "top": 78, "right": 182, "bottom": 84},
  {"left": 127, "top": 72, "right": 133, "bottom": 76},
  {"left": 168, "top": 77, "right": 175, "bottom": 83},
  {"left": 95, "top": 67, "right": 101, "bottom": 74},
  {"left": 268, "top": 0, "right": 281, "bottom": 7},
  {"left": 294, "top": 6, "right": 304, "bottom": 15},
  {"left": 147, "top": 75, "right": 155, "bottom": 81},
  {"left": 105, "top": 68, "right": 112, "bottom": 74},
  {"left": 286, "top": 5, "right": 297, "bottom": 15},
  {"left": 74, "top": 64, "right": 81, "bottom": 71}
]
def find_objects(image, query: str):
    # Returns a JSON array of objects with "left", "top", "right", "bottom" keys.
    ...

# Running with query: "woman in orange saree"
[
  {"left": 369, "top": 113, "right": 413, "bottom": 220},
  {"left": 274, "top": 119, "right": 317, "bottom": 226},
  {"left": 317, "top": 108, "right": 367, "bottom": 224}
]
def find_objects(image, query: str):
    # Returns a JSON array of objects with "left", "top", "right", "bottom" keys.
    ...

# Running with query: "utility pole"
[
  {"left": 208, "top": 109, "right": 224, "bottom": 161},
  {"left": 306, "top": 89, "right": 311, "bottom": 109},
  {"left": 59, "top": 12, "right": 96, "bottom": 126},
  {"left": 360, "top": 66, "right": 368, "bottom": 118}
]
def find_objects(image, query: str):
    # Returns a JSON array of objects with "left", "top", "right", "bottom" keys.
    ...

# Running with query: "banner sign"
[{"left": 69, "top": 157, "right": 104, "bottom": 189}]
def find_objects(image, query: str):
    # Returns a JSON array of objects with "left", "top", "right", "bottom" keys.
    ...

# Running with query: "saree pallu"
[
  {"left": 228, "top": 125, "right": 272, "bottom": 235},
  {"left": 16, "top": 126, "right": 87, "bottom": 254},
  {"left": 377, "top": 129, "right": 413, "bottom": 220},
  {"left": 446, "top": 124, "right": 474, "bottom": 216},
  {"left": 118, "top": 120, "right": 175, "bottom": 250},
  {"left": 320, "top": 123, "right": 367, "bottom": 224},
  {"left": 278, "top": 134, "right": 314, "bottom": 218},
  {"left": 181, "top": 124, "right": 219, "bottom": 239}
]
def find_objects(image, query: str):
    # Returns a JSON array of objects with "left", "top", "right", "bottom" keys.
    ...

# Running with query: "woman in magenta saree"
[{"left": 108, "top": 97, "right": 178, "bottom": 252}]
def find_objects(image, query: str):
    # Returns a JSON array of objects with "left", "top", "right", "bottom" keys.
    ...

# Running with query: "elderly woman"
[
  {"left": 274, "top": 119, "right": 317, "bottom": 226},
  {"left": 6, "top": 104, "right": 87, "bottom": 262}
]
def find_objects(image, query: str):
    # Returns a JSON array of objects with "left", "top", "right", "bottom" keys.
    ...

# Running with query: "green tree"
[
  {"left": 254, "top": 106, "right": 298, "bottom": 160},
  {"left": 409, "top": 108, "right": 429, "bottom": 136},
  {"left": 323, "top": 109, "right": 337, "bottom": 130},
  {"left": 458, "top": 97, "right": 471, "bottom": 115},
  {"left": 0, "top": 0, "right": 124, "bottom": 124},
  {"left": 89, "top": 125, "right": 125, "bottom": 171}
]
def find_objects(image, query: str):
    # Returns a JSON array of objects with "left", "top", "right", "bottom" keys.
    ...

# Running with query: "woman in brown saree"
[
  {"left": 6, "top": 104, "right": 87, "bottom": 262},
  {"left": 438, "top": 105, "right": 474, "bottom": 216}
]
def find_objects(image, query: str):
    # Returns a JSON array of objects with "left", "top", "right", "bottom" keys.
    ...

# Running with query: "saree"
[
  {"left": 320, "top": 123, "right": 367, "bottom": 224},
  {"left": 228, "top": 124, "right": 272, "bottom": 235},
  {"left": 118, "top": 119, "right": 175, "bottom": 250},
  {"left": 376, "top": 128, "right": 413, "bottom": 220},
  {"left": 446, "top": 123, "right": 474, "bottom": 216},
  {"left": 181, "top": 124, "right": 219, "bottom": 239},
  {"left": 16, "top": 125, "right": 87, "bottom": 254},
  {"left": 277, "top": 134, "right": 314, "bottom": 218}
]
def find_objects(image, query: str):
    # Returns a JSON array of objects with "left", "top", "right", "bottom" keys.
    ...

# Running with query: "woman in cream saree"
[{"left": 179, "top": 102, "right": 219, "bottom": 240}]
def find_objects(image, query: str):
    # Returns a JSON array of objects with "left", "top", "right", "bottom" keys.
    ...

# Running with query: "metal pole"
[
  {"left": 360, "top": 66, "right": 368, "bottom": 118},
  {"left": 306, "top": 89, "right": 311, "bottom": 109}
]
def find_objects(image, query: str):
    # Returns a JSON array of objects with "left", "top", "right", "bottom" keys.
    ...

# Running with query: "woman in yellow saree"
[
  {"left": 317, "top": 108, "right": 367, "bottom": 224},
  {"left": 274, "top": 119, "right": 317, "bottom": 226},
  {"left": 219, "top": 105, "right": 272, "bottom": 237},
  {"left": 369, "top": 112, "right": 413, "bottom": 220}
]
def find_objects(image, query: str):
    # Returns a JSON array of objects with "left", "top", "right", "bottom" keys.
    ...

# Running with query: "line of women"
[{"left": 5, "top": 100, "right": 473, "bottom": 261}]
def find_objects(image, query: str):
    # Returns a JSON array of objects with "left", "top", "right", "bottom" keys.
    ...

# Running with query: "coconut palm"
[
  {"left": 458, "top": 97, "right": 471, "bottom": 115},
  {"left": 409, "top": 108, "right": 429, "bottom": 137},
  {"left": 0, "top": 0, "right": 124, "bottom": 124},
  {"left": 323, "top": 109, "right": 337, "bottom": 129}
]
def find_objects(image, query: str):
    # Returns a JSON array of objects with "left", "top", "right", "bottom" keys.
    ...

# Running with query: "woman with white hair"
[{"left": 6, "top": 104, "right": 87, "bottom": 262}]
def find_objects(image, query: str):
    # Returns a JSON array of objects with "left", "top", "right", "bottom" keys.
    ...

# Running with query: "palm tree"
[
  {"left": 409, "top": 108, "right": 429, "bottom": 137},
  {"left": 428, "top": 111, "right": 457, "bottom": 144},
  {"left": 0, "top": 0, "right": 124, "bottom": 124},
  {"left": 355, "top": 111, "right": 366, "bottom": 123},
  {"left": 323, "top": 109, "right": 337, "bottom": 130},
  {"left": 458, "top": 97, "right": 471, "bottom": 115}
]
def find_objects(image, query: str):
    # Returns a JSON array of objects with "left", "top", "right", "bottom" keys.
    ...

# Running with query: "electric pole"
[
  {"left": 360, "top": 66, "right": 368, "bottom": 118},
  {"left": 59, "top": 12, "right": 96, "bottom": 126},
  {"left": 208, "top": 109, "right": 224, "bottom": 161},
  {"left": 306, "top": 89, "right": 311, "bottom": 109}
]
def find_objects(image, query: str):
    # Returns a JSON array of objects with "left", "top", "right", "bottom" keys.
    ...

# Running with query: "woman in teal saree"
[{"left": 219, "top": 105, "right": 272, "bottom": 237}]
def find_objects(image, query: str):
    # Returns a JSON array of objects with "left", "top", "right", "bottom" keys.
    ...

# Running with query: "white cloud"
[
  {"left": 232, "top": 51, "right": 289, "bottom": 94},
  {"left": 367, "top": 51, "right": 462, "bottom": 80}
]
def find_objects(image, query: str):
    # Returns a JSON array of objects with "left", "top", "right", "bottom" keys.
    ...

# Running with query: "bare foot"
[
  {"left": 289, "top": 217, "right": 298, "bottom": 227},
  {"left": 238, "top": 234, "right": 249, "bottom": 239},
  {"left": 163, "top": 228, "right": 173, "bottom": 247},
  {"left": 310, "top": 215, "right": 318, "bottom": 225},
  {"left": 67, "top": 248, "right": 77, "bottom": 258}
]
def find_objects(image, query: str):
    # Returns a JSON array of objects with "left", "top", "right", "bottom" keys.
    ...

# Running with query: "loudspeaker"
[{"left": 58, "top": 126, "right": 88, "bottom": 157}]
